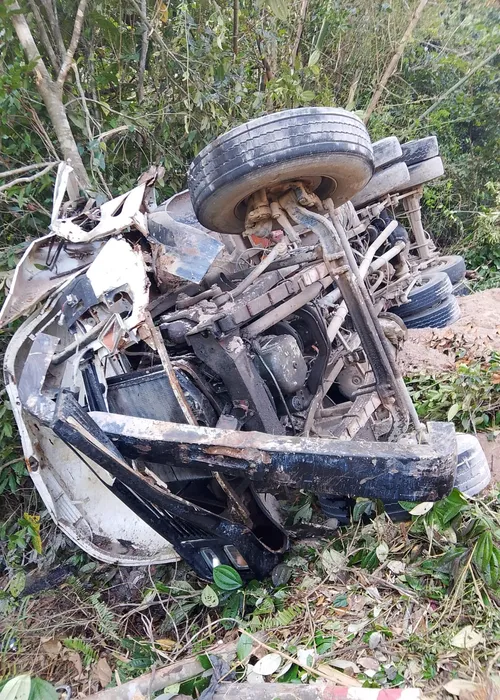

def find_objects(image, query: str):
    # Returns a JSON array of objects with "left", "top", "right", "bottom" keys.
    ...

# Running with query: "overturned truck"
[{"left": 2, "top": 108, "right": 490, "bottom": 580}]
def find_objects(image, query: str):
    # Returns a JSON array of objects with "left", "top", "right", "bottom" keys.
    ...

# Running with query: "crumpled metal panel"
[{"left": 147, "top": 208, "right": 223, "bottom": 284}]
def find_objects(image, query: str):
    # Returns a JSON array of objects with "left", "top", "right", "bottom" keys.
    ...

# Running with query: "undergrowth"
[{"left": 1, "top": 488, "right": 499, "bottom": 695}]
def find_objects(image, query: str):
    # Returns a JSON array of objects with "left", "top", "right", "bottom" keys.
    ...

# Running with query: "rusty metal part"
[
  {"left": 91, "top": 409, "right": 457, "bottom": 502},
  {"left": 145, "top": 312, "right": 198, "bottom": 425},
  {"left": 270, "top": 201, "right": 301, "bottom": 244},
  {"left": 279, "top": 189, "right": 410, "bottom": 436},
  {"left": 402, "top": 190, "right": 431, "bottom": 260},
  {"left": 176, "top": 286, "right": 220, "bottom": 309}
]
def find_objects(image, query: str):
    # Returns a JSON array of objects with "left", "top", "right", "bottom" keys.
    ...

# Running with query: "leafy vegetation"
[
  {"left": 1, "top": 489, "right": 500, "bottom": 692},
  {"left": 407, "top": 351, "right": 500, "bottom": 432}
]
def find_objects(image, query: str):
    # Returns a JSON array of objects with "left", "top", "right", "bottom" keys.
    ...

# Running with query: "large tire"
[
  {"left": 383, "top": 433, "right": 491, "bottom": 520},
  {"left": 188, "top": 108, "right": 374, "bottom": 234},
  {"left": 402, "top": 294, "right": 460, "bottom": 329},
  {"left": 321, "top": 434, "right": 491, "bottom": 524},
  {"left": 389, "top": 272, "right": 452, "bottom": 318},
  {"left": 401, "top": 136, "right": 439, "bottom": 166},
  {"left": 453, "top": 433, "right": 491, "bottom": 496},
  {"left": 404, "top": 156, "right": 444, "bottom": 190},
  {"left": 373, "top": 137, "right": 402, "bottom": 170},
  {"left": 429, "top": 255, "right": 466, "bottom": 285},
  {"left": 351, "top": 161, "right": 410, "bottom": 208},
  {"left": 452, "top": 280, "right": 471, "bottom": 297}
]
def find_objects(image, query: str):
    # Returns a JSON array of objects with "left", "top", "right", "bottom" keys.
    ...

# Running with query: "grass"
[{"left": 1, "top": 488, "right": 500, "bottom": 695}]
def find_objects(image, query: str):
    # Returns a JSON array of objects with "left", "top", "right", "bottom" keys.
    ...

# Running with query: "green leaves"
[
  {"left": 0, "top": 676, "right": 31, "bottom": 700},
  {"left": 473, "top": 530, "right": 500, "bottom": 587},
  {"left": 201, "top": 585, "right": 219, "bottom": 608},
  {"left": 236, "top": 632, "right": 253, "bottom": 661},
  {"left": 212, "top": 565, "right": 243, "bottom": 591}
]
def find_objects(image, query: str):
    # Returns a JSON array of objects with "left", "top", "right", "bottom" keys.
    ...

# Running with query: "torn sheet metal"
[
  {"left": 51, "top": 184, "right": 148, "bottom": 243},
  {"left": 0, "top": 235, "right": 103, "bottom": 327}
]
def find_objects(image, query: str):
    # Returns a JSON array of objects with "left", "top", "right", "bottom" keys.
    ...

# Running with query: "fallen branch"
[
  {"left": 0, "top": 161, "right": 60, "bottom": 179},
  {"left": 364, "top": 0, "right": 430, "bottom": 123},
  {"left": 419, "top": 46, "right": 500, "bottom": 119},
  {"left": 212, "top": 683, "right": 421, "bottom": 699},
  {"left": 137, "top": 0, "right": 149, "bottom": 103},
  {"left": 0, "top": 162, "right": 59, "bottom": 194},
  {"left": 85, "top": 637, "right": 242, "bottom": 700}
]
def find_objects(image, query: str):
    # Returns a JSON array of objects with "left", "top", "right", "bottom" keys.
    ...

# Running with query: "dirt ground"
[{"left": 398, "top": 287, "right": 500, "bottom": 483}]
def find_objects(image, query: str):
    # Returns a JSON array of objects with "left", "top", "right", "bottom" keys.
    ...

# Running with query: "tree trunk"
[{"left": 8, "top": 0, "right": 91, "bottom": 191}]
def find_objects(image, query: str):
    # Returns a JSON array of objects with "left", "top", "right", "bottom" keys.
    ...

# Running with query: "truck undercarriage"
[{"left": 2, "top": 108, "right": 487, "bottom": 581}]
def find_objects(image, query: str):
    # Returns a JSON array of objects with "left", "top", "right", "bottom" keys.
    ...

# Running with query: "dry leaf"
[
  {"left": 155, "top": 639, "right": 176, "bottom": 650},
  {"left": 387, "top": 560, "right": 406, "bottom": 574},
  {"left": 316, "top": 664, "right": 361, "bottom": 687},
  {"left": 409, "top": 502, "right": 434, "bottom": 516},
  {"left": 41, "top": 637, "right": 62, "bottom": 658},
  {"left": 330, "top": 659, "right": 360, "bottom": 674},
  {"left": 443, "top": 679, "right": 479, "bottom": 696},
  {"left": 358, "top": 656, "right": 380, "bottom": 671},
  {"left": 321, "top": 548, "right": 346, "bottom": 579},
  {"left": 246, "top": 664, "right": 265, "bottom": 684},
  {"left": 96, "top": 657, "right": 113, "bottom": 688},
  {"left": 252, "top": 653, "right": 282, "bottom": 676},
  {"left": 376, "top": 542, "right": 389, "bottom": 562},
  {"left": 66, "top": 651, "right": 83, "bottom": 678},
  {"left": 450, "top": 626, "right": 484, "bottom": 649}
]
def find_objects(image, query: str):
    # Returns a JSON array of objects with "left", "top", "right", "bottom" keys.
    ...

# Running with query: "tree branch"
[
  {"left": 364, "top": 0, "right": 430, "bottom": 123},
  {"left": 8, "top": 0, "right": 91, "bottom": 189},
  {"left": 40, "top": 0, "right": 67, "bottom": 62},
  {"left": 0, "top": 161, "right": 59, "bottom": 179},
  {"left": 57, "top": 0, "right": 89, "bottom": 87},
  {"left": 419, "top": 46, "right": 500, "bottom": 119},
  {"left": 27, "top": 0, "right": 60, "bottom": 73},
  {"left": 0, "top": 162, "right": 59, "bottom": 194},
  {"left": 290, "top": 0, "right": 309, "bottom": 67},
  {"left": 232, "top": 0, "right": 239, "bottom": 57},
  {"left": 137, "top": 0, "right": 149, "bottom": 103}
]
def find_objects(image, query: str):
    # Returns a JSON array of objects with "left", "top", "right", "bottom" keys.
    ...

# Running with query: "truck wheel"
[
  {"left": 383, "top": 433, "right": 491, "bottom": 520},
  {"left": 452, "top": 280, "right": 471, "bottom": 297},
  {"left": 405, "top": 156, "right": 444, "bottom": 189},
  {"left": 188, "top": 108, "right": 374, "bottom": 233},
  {"left": 373, "top": 137, "right": 402, "bottom": 170},
  {"left": 390, "top": 272, "right": 452, "bottom": 318},
  {"left": 351, "top": 161, "right": 410, "bottom": 209},
  {"left": 429, "top": 254, "right": 466, "bottom": 285},
  {"left": 401, "top": 136, "right": 439, "bottom": 166},
  {"left": 402, "top": 294, "right": 460, "bottom": 329}
]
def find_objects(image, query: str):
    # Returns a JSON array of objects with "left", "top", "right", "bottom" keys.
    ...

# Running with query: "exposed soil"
[
  {"left": 398, "top": 288, "right": 500, "bottom": 485},
  {"left": 398, "top": 288, "right": 500, "bottom": 375}
]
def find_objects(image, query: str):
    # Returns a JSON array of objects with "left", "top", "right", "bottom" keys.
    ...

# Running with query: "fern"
[
  {"left": 89, "top": 593, "right": 120, "bottom": 639},
  {"left": 248, "top": 605, "right": 302, "bottom": 631},
  {"left": 63, "top": 638, "right": 98, "bottom": 667}
]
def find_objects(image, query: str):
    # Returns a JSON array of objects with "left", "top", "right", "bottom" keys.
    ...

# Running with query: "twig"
[
  {"left": 290, "top": 0, "right": 309, "bottom": 67},
  {"left": 57, "top": 0, "right": 89, "bottom": 87},
  {"left": 0, "top": 162, "right": 59, "bottom": 194},
  {"left": 364, "top": 0, "right": 430, "bottom": 123},
  {"left": 0, "top": 161, "right": 60, "bottom": 179},
  {"left": 232, "top": 0, "right": 239, "bottom": 56},
  {"left": 419, "top": 46, "right": 500, "bottom": 119}
]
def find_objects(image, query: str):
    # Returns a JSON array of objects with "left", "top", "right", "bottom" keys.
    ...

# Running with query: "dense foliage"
[{"left": 0, "top": 0, "right": 498, "bottom": 246}]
